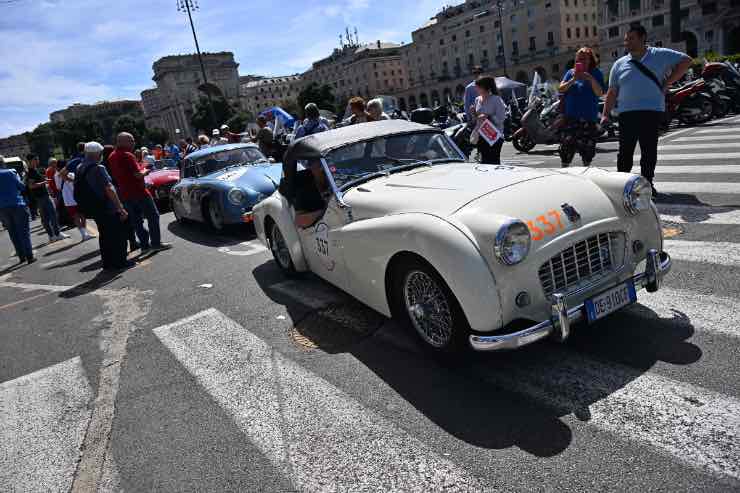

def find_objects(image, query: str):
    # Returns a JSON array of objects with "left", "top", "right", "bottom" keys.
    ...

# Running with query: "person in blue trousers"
[{"left": 0, "top": 155, "right": 35, "bottom": 264}]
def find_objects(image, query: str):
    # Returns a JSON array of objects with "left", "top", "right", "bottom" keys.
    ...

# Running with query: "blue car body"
[{"left": 170, "top": 143, "right": 282, "bottom": 228}]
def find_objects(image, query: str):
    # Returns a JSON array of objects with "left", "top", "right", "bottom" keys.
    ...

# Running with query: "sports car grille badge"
[{"left": 561, "top": 203, "right": 581, "bottom": 224}]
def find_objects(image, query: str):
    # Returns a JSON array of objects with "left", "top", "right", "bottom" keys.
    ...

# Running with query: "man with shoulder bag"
[{"left": 602, "top": 24, "right": 692, "bottom": 194}]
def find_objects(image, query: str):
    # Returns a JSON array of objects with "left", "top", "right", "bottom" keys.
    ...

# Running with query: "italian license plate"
[{"left": 585, "top": 281, "right": 637, "bottom": 323}]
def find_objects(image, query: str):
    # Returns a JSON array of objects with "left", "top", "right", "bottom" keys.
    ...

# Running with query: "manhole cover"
[
  {"left": 289, "top": 301, "right": 385, "bottom": 352},
  {"left": 662, "top": 224, "right": 683, "bottom": 239}
]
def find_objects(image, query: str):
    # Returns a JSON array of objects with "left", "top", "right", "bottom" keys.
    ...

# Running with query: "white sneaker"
[
  {"left": 49, "top": 236, "right": 59, "bottom": 243},
  {"left": 59, "top": 233, "right": 70, "bottom": 239}
]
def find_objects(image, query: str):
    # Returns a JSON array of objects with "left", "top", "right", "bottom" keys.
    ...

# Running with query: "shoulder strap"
[{"left": 629, "top": 59, "right": 663, "bottom": 91}]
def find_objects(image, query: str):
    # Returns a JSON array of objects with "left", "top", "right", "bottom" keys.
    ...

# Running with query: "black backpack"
[{"left": 74, "top": 164, "right": 107, "bottom": 217}]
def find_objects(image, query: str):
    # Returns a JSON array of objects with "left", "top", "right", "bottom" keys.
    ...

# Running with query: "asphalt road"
[{"left": 1, "top": 115, "right": 740, "bottom": 492}]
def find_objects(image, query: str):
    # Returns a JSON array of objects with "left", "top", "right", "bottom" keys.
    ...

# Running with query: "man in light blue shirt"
[
  {"left": 464, "top": 66, "right": 483, "bottom": 120},
  {"left": 602, "top": 24, "right": 691, "bottom": 193},
  {"left": 0, "top": 155, "right": 35, "bottom": 263}
]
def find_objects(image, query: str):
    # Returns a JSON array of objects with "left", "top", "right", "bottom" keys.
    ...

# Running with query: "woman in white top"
[
  {"left": 54, "top": 160, "right": 93, "bottom": 241},
  {"left": 473, "top": 76, "right": 507, "bottom": 164}
]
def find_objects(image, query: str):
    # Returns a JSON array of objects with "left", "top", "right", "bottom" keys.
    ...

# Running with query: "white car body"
[{"left": 253, "top": 121, "right": 671, "bottom": 352}]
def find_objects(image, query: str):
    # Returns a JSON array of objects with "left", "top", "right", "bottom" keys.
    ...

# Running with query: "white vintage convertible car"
[{"left": 253, "top": 120, "right": 671, "bottom": 353}]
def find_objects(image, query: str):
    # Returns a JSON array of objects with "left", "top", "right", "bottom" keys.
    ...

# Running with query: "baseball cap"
[
  {"left": 84, "top": 141, "right": 104, "bottom": 153},
  {"left": 212, "top": 129, "right": 220, "bottom": 136},
  {"left": 220, "top": 124, "right": 229, "bottom": 131}
]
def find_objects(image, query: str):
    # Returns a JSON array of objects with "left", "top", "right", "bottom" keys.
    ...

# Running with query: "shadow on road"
[{"left": 166, "top": 220, "right": 257, "bottom": 248}]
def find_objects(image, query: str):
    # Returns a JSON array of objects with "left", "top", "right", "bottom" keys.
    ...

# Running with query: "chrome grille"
[{"left": 538, "top": 232, "right": 625, "bottom": 297}]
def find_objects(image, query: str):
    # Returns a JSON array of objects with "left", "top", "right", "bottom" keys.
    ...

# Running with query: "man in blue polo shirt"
[{"left": 602, "top": 24, "right": 691, "bottom": 193}]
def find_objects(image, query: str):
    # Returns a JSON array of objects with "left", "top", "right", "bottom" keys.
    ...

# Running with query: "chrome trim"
[
  {"left": 493, "top": 219, "right": 531, "bottom": 265},
  {"left": 623, "top": 175, "right": 650, "bottom": 215},
  {"left": 469, "top": 250, "right": 672, "bottom": 351},
  {"left": 319, "top": 157, "right": 350, "bottom": 209}
]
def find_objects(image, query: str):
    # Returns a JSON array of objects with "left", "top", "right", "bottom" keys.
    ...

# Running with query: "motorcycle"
[
  {"left": 664, "top": 79, "right": 714, "bottom": 126},
  {"left": 702, "top": 61, "right": 740, "bottom": 113},
  {"left": 511, "top": 97, "right": 563, "bottom": 153}
]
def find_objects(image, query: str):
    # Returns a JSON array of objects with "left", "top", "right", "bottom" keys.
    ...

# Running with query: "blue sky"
[{"left": 0, "top": 0, "right": 451, "bottom": 138}]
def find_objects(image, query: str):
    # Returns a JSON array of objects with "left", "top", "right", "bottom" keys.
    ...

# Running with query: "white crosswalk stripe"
[
  {"left": 0, "top": 357, "right": 92, "bottom": 492},
  {"left": 672, "top": 134, "right": 740, "bottom": 142},
  {"left": 633, "top": 152, "right": 740, "bottom": 161},
  {"left": 695, "top": 128, "right": 740, "bottom": 134},
  {"left": 657, "top": 143, "right": 740, "bottom": 151},
  {"left": 665, "top": 239, "right": 740, "bottom": 267},
  {"left": 654, "top": 182, "right": 740, "bottom": 195},
  {"left": 153, "top": 308, "right": 483, "bottom": 492},
  {"left": 549, "top": 165, "right": 740, "bottom": 174}
]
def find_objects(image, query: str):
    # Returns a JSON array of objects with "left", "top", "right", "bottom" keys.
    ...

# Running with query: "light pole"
[
  {"left": 177, "top": 0, "right": 218, "bottom": 130},
  {"left": 496, "top": 0, "right": 509, "bottom": 78}
]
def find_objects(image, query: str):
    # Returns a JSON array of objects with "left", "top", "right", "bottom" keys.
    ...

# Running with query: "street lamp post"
[
  {"left": 496, "top": 0, "right": 509, "bottom": 78},
  {"left": 177, "top": 0, "right": 218, "bottom": 130}
]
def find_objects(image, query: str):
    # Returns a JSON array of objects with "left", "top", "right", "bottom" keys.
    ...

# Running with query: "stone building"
[
  {"left": 598, "top": 0, "right": 740, "bottom": 68},
  {"left": 49, "top": 100, "right": 143, "bottom": 124},
  {"left": 240, "top": 75, "right": 302, "bottom": 115},
  {"left": 140, "top": 88, "right": 165, "bottom": 131},
  {"left": 143, "top": 52, "right": 240, "bottom": 138},
  {"left": 301, "top": 40, "right": 408, "bottom": 105},
  {"left": 398, "top": 0, "right": 599, "bottom": 109},
  {"left": 0, "top": 134, "right": 31, "bottom": 159}
]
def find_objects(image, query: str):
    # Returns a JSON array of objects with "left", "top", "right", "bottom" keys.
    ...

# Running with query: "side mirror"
[{"left": 268, "top": 157, "right": 276, "bottom": 163}]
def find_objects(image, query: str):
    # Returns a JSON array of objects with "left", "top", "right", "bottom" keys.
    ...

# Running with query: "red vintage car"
[{"left": 145, "top": 159, "right": 180, "bottom": 207}]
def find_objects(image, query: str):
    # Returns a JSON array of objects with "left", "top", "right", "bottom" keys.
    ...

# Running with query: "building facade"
[
  {"left": 140, "top": 88, "right": 165, "bottom": 131},
  {"left": 49, "top": 100, "right": 143, "bottom": 124},
  {"left": 398, "top": 0, "right": 598, "bottom": 109},
  {"left": 598, "top": 0, "right": 740, "bottom": 69},
  {"left": 301, "top": 40, "right": 408, "bottom": 105},
  {"left": 0, "top": 134, "right": 31, "bottom": 159},
  {"left": 240, "top": 75, "right": 301, "bottom": 115},
  {"left": 144, "top": 52, "right": 240, "bottom": 138}
]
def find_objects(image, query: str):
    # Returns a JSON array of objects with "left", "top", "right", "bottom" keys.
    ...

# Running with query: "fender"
[
  {"left": 338, "top": 213, "right": 503, "bottom": 333},
  {"left": 253, "top": 193, "right": 309, "bottom": 272},
  {"left": 513, "top": 127, "right": 527, "bottom": 138}
]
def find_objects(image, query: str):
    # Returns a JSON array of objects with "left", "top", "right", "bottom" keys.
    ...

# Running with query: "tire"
[
  {"left": 205, "top": 198, "right": 224, "bottom": 232},
  {"left": 267, "top": 220, "right": 298, "bottom": 277},
  {"left": 512, "top": 132, "right": 536, "bottom": 152},
  {"left": 171, "top": 198, "right": 186, "bottom": 223},
  {"left": 390, "top": 257, "right": 470, "bottom": 354},
  {"left": 680, "top": 96, "right": 714, "bottom": 125}
]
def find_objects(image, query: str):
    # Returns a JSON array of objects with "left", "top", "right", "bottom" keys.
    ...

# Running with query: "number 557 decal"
[{"left": 526, "top": 210, "right": 565, "bottom": 241}]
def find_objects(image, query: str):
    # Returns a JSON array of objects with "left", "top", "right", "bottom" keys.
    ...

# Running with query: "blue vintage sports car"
[{"left": 170, "top": 143, "right": 282, "bottom": 230}]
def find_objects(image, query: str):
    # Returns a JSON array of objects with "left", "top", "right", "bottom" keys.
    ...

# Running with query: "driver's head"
[{"left": 308, "top": 159, "right": 328, "bottom": 191}]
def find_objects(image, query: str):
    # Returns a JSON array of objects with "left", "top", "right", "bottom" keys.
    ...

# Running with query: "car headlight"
[
  {"left": 623, "top": 175, "right": 652, "bottom": 215},
  {"left": 494, "top": 220, "right": 531, "bottom": 265},
  {"left": 227, "top": 188, "right": 246, "bottom": 206}
]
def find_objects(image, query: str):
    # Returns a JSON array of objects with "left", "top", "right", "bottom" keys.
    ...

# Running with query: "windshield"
[
  {"left": 324, "top": 131, "right": 465, "bottom": 189},
  {"left": 154, "top": 159, "right": 178, "bottom": 170},
  {"left": 187, "top": 147, "right": 267, "bottom": 178}
]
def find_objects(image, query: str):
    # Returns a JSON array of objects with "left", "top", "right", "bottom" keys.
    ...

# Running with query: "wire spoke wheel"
[
  {"left": 270, "top": 224, "right": 291, "bottom": 270},
  {"left": 403, "top": 270, "right": 453, "bottom": 348}
]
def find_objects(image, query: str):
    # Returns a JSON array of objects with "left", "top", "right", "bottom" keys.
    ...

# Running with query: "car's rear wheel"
[
  {"left": 205, "top": 199, "right": 224, "bottom": 231},
  {"left": 391, "top": 257, "right": 469, "bottom": 354},
  {"left": 171, "top": 198, "right": 187, "bottom": 224},
  {"left": 512, "top": 132, "right": 536, "bottom": 152},
  {"left": 268, "top": 221, "right": 298, "bottom": 277}
]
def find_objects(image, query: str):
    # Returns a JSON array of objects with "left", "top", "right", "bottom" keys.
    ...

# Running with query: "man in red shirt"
[{"left": 107, "top": 132, "right": 172, "bottom": 252}]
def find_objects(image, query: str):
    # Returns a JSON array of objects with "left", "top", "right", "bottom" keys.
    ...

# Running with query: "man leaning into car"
[{"left": 294, "top": 159, "right": 331, "bottom": 228}]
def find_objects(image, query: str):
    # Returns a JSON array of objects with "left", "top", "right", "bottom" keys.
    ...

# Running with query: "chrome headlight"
[
  {"left": 623, "top": 175, "right": 652, "bottom": 215},
  {"left": 494, "top": 220, "right": 531, "bottom": 265},
  {"left": 227, "top": 188, "right": 246, "bottom": 206}
]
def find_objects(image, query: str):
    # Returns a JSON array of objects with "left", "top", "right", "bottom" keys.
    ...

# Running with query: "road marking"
[
  {"left": 695, "top": 128, "right": 740, "bottom": 134},
  {"left": 153, "top": 309, "right": 482, "bottom": 491},
  {"left": 672, "top": 134, "right": 740, "bottom": 142},
  {"left": 0, "top": 290, "right": 53, "bottom": 311},
  {"left": 654, "top": 182, "right": 740, "bottom": 195},
  {"left": 664, "top": 239, "right": 740, "bottom": 267},
  {"left": 474, "top": 348, "right": 740, "bottom": 479},
  {"left": 637, "top": 287, "right": 740, "bottom": 339},
  {"left": 658, "top": 205, "right": 740, "bottom": 225},
  {"left": 0, "top": 357, "right": 93, "bottom": 492},
  {"left": 217, "top": 240, "right": 268, "bottom": 257},
  {"left": 0, "top": 280, "right": 73, "bottom": 292},
  {"left": 657, "top": 143, "right": 740, "bottom": 151},
  {"left": 634, "top": 152, "right": 740, "bottom": 161},
  {"left": 550, "top": 165, "right": 740, "bottom": 175},
  {"left": 659, "top": 125, "right": 695, "bottom": 141}
]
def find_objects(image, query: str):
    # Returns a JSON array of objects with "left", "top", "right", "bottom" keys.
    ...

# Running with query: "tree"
[
  {"left": 146, "top": 127, "right": 170, "bottom": 146},
  {"left": 190, "top": 96, "right": 235, "bottom": 133},
  {"left": 25, "top": 123, "right": 55, "bottom": 164},
  {"left": 297, "top": 83, "right": 337, "bottom": 116},
  {"left": 226, "top": 111, "right": 255, "bottom": 133},
  {"left": 113, "top": 115, "right": 147, "bottom": 143}
]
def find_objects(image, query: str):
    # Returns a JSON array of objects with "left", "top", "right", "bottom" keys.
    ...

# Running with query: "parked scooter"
[
  {"left": 664, "top": 79, "right": 714, "bottom": 126},
  {"left": 511, "top": 97, "right": 563, "bottom": 153},
  {"left": 702, "top": 61, "right": 740, "bottom": 113}
]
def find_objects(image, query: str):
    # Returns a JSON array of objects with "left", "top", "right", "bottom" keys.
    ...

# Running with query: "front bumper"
[{"left": 469, "top": 249, "right": 672, "bottom": 351}]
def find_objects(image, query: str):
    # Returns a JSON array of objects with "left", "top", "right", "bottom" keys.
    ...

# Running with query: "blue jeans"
[
  {"left": 124, "top": 196, "right": 161, "bottom": 248},
  {"left": 38, "top": 194, "right": 60, "bottom": 238},
  {"left": 0, "top": 206, "right": 33, "bottom": 259}
]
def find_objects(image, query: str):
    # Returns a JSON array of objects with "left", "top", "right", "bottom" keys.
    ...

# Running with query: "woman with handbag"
[{"left": 471, "top": 76, "right": 506, "bottom": 164}]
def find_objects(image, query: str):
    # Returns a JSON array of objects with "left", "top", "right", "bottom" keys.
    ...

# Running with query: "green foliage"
[
  {"left": 297, "top": 83, "right": 337, "bottom": 116},
  {"left": 190, "top": 96, "right": 235, "bottom": 133},
  {"left": 113, "top": 115, "right": 147, "bottom": 143},
  {"left": 146, "top": 127, "right": 170, "bottom": 146},
  {"left": 25, "top": 123, "right": 55, "bottom": 164},
  {"left": 226, "top": 111, "right": 255, "bottom": 133}
]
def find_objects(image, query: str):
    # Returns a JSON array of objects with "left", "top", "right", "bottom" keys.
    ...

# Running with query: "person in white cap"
[
  {"left": 212, "top": 128, "right": 228, "bottom": 146},
  {"left": 0, "top": 154, "right": 35, "bottom": 264},
  {"left": 75, "top": 142, "right": 133, "bottom": 271}
]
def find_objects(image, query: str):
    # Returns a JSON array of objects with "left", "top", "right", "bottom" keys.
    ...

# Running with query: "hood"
[
  {"left": 146, "top": 169, "right": 180, "bottom": 187},
  {"left": 203, "top": 163, "right": 282, "bottom": 195},
  {"left": 344, "top": 163, "right": 559, "bottom": 218}
]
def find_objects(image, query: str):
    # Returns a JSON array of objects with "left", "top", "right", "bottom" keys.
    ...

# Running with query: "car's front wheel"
[
  {"left": 206, "top": 199, "right": 224, "bottom": 231},
  {"left": 268, "top": 220, "right": 298, "bottom": 277},
  {"left": 391, "top": 257, "right": 469, "bottom": 354}
]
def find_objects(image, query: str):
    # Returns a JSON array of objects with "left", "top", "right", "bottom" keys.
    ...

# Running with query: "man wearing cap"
[
  {"left": 76, "top": 142, "right": 133, "bottom": 270},
  {"left": 0, "top": 155, "right": 35, "bottom": 264},
  {"left": 464, "top": 66, "right": 484, "bottom": 120}
]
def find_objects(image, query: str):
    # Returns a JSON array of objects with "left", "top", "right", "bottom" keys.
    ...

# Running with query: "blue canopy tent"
[{"left": 259, "top": 106, "right": 296, "bottom": 129}]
